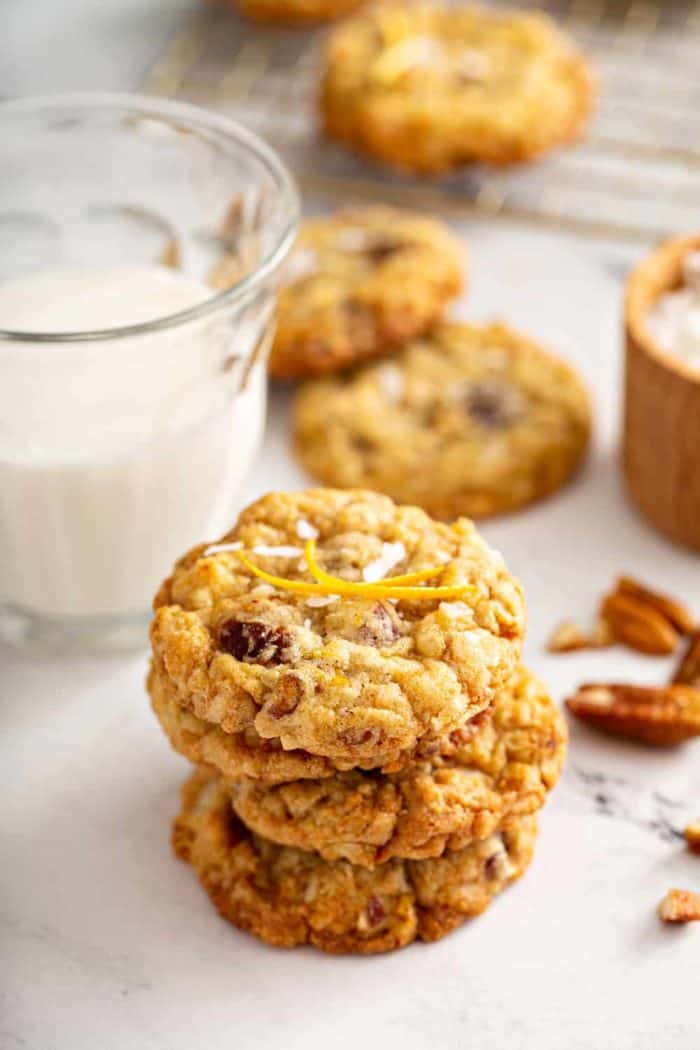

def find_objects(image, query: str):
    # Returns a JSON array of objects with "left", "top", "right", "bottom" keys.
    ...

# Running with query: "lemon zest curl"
[{"left": 237, "top": 541, "right": 475, "bottom": 602}]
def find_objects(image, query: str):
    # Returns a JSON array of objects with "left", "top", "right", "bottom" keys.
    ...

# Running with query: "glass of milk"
[{"left": 0, "top": 94, "right": 299, "bottom": 651}]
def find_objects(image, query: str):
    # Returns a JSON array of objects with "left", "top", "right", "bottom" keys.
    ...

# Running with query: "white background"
[{"left": 2, "top": 5, "right": 700, "bottom": 1049}]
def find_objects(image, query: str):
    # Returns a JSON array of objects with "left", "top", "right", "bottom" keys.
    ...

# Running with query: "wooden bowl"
[{"left": 623, "top": 233, "right": 700, "bottom": 552}]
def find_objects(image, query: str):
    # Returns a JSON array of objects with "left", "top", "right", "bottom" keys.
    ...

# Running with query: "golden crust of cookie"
[
  {"left": 228, "top": 665, "right": 565, "bottom": 866},
  {"left": 150, "top": 667, "right": 488, "bottom": 784},
  {"left": 320, "top": 4, "right": 595, "bottom": 173},
  {"left": 269, "top": 207, "right": 463, "bottom": 379},
  {"left": 173, "top": 767, "right": 538, "bottom": 954},
  {"left": 294, "top": 323, "right": 591, "bottom": 520},
  {"left": 150, "top": 489, "right": 525, "bottom": 768},
  {"left": 236, "top": 0, "right": 368, "bottom": 25}
]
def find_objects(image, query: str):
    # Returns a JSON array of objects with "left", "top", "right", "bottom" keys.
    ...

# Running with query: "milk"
[{"left": 0, "top": 265, "right": 269, "bottom": 623}]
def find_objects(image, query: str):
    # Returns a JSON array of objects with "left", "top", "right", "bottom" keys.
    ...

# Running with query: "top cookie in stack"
[{"left": 150, "top": 488, "right": 525, "bottom": 777}]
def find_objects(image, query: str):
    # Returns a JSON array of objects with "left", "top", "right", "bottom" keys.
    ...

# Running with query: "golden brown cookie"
[
  {"left": 149, "top": 668, "right": 490, "bottom": 784},
  {"left": 320, "top": 4, "right": 595, "bottom": 173},
  {"left": 150, "top": 489, "right": 525, "bottom": 770},
  {"left": 228, "top": 665, "right": 566, "bottom": 865},
  {"left": 294, "top": 323, "right": 591, "bottom": 519},
  {"left": 269, "top": 207, "right": 464, "bottom": 379},
  {"left": 173, "top": 767, "right": 538, "bottom": 954}
]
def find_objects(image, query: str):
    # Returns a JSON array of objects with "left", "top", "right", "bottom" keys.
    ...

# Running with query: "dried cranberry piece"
[
  {"left": 365, "top": 895, "right": 386, "bottom": 927},
  {"left": 484, "top": 840, "right": 507, "bottom": 880},
  {"left": 464, "top": 382, "right": 523, "bottom": 430},
  {"left": 219, "top": 619, "right": 292, "bottom": 665},
  {"left": 366, "top": 239, "right": 405, "bottom": 264}
]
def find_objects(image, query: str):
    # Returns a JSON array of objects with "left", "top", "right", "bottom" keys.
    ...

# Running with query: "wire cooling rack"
[{"left": 143, "top": 0, "right": 700, "bottom": 242}]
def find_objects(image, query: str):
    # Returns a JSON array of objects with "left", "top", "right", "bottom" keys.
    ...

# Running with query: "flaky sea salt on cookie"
[
  {"left": 173, "top": 767, "right": 538, "bottom": 954},
  {"left": 269, "top": 206, "right": 464, "bottom": 379},
  {"left": 320, "top": 4, "right": 595, "bottom": 173},
  {"left": 150, "top": 489, "right": 525, "bottom": 769}
]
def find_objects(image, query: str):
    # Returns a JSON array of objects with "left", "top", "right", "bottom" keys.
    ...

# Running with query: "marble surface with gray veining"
[{"left": 1, "top": 6, "right": 700, "bottom": 1047}]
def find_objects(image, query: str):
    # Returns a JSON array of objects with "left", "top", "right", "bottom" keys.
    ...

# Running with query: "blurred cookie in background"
[
  {"left": 270, "top": 206, "right": 464, "bottom": 379},
  {"left": 294, "top": 321, "right": 591, "bottom": 519},
  {"left": 321, "top": 4, "right": 595, "bottom": 173}
]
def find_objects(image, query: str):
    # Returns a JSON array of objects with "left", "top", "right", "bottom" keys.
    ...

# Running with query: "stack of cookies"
[{"left": 149, "top": 488, "right": 567, "bottom": 954}]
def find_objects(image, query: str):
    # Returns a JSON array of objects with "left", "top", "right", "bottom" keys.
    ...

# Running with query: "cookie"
[
  {"left": 150, "top": 489, "right": 525, "bottom": 770},
  {"left": 294, "top": 323, "right": 591, "bottom": 519},
  {"left": 173, "top": 767, "right": 538, "bottom": 954},
  {"left": 229, "top": 666, "right": 566, "bottom": 866},
  {"left": 236, "top": 0, "right": 368, "bottom": 23},
  {"left": 320, "top": 4, "right": 595, "bottom": 173},
  {"left": 269, "top": 207, "right": 463, "bottom": 379},
  {"left": 149, "top": 667, "right": 489, "bottom": 784}
]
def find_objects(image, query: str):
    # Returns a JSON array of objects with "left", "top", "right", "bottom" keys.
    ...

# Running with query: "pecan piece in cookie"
[
  {"left": 565, "top": 683, "right": 700, "bottom": 746},
  {"left": 266, "top": 673, "right": 305, "bottom": 719}
]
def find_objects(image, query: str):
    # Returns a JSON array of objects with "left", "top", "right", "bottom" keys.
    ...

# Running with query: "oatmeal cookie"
[
  {"left": 173, "top": 767, "right": 538, "bottom": 954},
  {"left": 320, "top": 4, "right": 595, "bottom": 173},
  {"left": 229, "top": 665, "right": 566, "bottom": 865},
  {"left": 294, "top": 323, "right": 591, "bottom": 519},
  {"left": 149, "top": 668, "right": 487, "bottom": 783},
  {"left": 269, "top": 207, "right": 463, "bottom": 379},
  {"left": 150, "top": 489, "right": 525, "bottom": 769}
]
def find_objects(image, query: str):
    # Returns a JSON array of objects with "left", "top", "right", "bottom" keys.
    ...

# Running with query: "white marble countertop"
[{"left": 2, "top": 6, "right": 700, "bottom": 1049}]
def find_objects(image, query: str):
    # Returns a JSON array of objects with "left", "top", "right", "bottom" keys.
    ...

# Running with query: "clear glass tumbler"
[{"left": 0, "top": 93, "right": 299, "bottom": 651}]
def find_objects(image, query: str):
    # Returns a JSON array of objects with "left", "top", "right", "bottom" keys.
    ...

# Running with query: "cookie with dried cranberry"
[
  {"left": 320, "top": 5, "right": 595, "bottom": 173},
  {"left": 294, "top": 323, "right": 591, "bottom": 519},
  {"left": 269, "top": 207, "right": 463, "bottom": 379},
  {"left": 150, "top": 489, "right": 525, "bottom": 771},
  {"left": 228, "top": 665, "right": 566, "bottom": 866},
  {"left": 173, "top": 767, "right": 538, "bottom": 954}
]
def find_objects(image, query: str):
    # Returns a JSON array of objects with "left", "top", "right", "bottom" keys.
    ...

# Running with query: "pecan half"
[
  {"left": 616, "top": 576, "right": 696, "bottom": 636},
  {"left": 600, "top": 592, "right": 680, "bottom": 655},
  {"left": 565, "top": 683, "right": 700, "bottom": 746},
  {"left": 672, "top": 630, "right": 700, "bottom": 689},
  {"left": 684, "top": 822, "right": 700, "bottom": 855},
  {"left": 658, "top": 888, "right": 700, "bottom": 924}
]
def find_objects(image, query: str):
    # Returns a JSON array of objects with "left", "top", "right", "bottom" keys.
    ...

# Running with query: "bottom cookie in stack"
[
  {"left": 171, "top": 667, "right": 566, "bottom": 954},
  {"left": 174, "top": 768, "right": 538, "bottom": 955}
]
